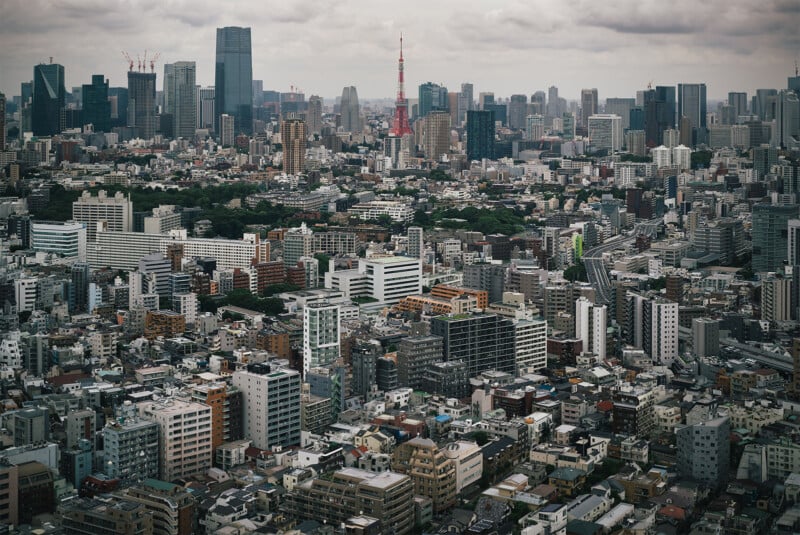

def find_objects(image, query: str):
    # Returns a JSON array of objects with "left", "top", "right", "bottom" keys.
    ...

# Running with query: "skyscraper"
[
  {"left": 340, "top": 86, "right": 360, "bottom": 132},
  {"left": 306, "top": 95, "right": 323, "bottom": 135},
  {"left": 588, "top": 114, "right": 623, "bottom": 153},
  {"left": 728, "top": 91, "right": 748, "bottom": 118},
  {"left": 127, "top": 71, "right": 156, "bottom": 139},
  {"left": 776, "top": 90, "right": 799, "bottom": 149},
  {"left": 71, "top": 262, "right": 90, "bottom": 314},
  {"left": 678, "top": 83, "right": 707, "bottom": 145},
  {"left": 215, "top": 26, "right": 253, "bottom": 136},
  {"left": 466, "top": 109, "right": 494, "bottom": 161},
  {"left": 0, "top": 92, "right": 5, "bottom": 149},
  {"left": 575, "top": 297, "right": 607, "bottom": 360},
  {"left": 32, "top": 61, "right": 66, "bottom": 136},
  {"left": 580, "top": 88, "right": 598, "bottom": 128},
  {"left": 81, "top": 75, "right": 111, "bottom": 133},
  {"left": 508, "top": 94, "right": 528, "bottom": 129},
  {"left": 281, "top": 118, "right": 307, "bottom": 175},
  {"left": 418, "top": 82, "right": 448, "bottom": 118},
  {"left": 604, "top": 98, "right": 635, "bottom": 130},
  {"left": 423, "top": 110, "right": 450, "bottom": 161},
  {"left": 220, "top": 113, "right": 234, "bottom": 146},
  {"left": 457, "top": 83, "right": 474, "bottom": 125},
  {"left": 197, "top": 86, "right": 215, "bottom": 130},
  {"left": 163, "top": 61, "right": 197, "bottom": 139},
  {"left": 752, "top": 203, "right": 800, "bottom": 273},
  {"left": 526, "top": 114, "right": 544, "bottom": 141}
]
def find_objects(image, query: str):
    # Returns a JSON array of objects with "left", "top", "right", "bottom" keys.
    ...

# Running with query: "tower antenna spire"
[{"left": 389, "top": 34, "right": 413, "bottom": 137}]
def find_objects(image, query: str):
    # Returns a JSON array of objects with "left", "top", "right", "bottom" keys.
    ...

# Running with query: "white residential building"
[
  {"left": 514, "top": 318, "right": 548, "bottom": 374},
  {"left": 349, "top": 200, "right": 414, "bottom": 223},
  {"left": 303, "top": 302, "right": 341, "bottom": 374},
  {"left": 231, "top": 363, "right": 301, "bottom": 450},
  {"left": 72, "top": 190, "right": 133, "bottom": 242},
  {"left": 575, "top": 297, "right": 607, "bottom": 360}
]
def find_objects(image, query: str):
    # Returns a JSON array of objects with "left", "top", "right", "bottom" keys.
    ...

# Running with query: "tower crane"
[{"left": 122, "top": 51, "right": 134, "bottom": 72}]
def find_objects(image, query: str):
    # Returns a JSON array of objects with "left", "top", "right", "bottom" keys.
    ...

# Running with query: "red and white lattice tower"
[{"left": 389, "top": 35, "right": 413, "bottom": 137}]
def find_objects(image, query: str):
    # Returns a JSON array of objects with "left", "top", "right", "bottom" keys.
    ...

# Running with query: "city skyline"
[{"left": 0, "top": 0, "right": 797, "bottom": 102}]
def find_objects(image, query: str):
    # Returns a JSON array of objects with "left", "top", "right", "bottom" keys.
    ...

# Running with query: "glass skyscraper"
[
  {"left": 127, "top": 71, "right": 156, "bottom": 139},
  {"left": 163, "top": 61, "right": 197, "bottom": 139},
  {"left": 32, "top": 62, "right": 65, "bottom": 136},
  {"left": 82, "top": 74, "right": 111, "bottom": 133},
  {"left": 215, "top": 26, "right": 253, "bottom": 136},
  {"left": 466, "top": 110, "right": 495, "bottom": 161}
]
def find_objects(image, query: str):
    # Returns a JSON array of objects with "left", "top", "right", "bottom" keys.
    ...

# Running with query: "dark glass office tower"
[
  {"left": 82, "top": 75, "right": 111, "bottom": 132},
  {"left": 466, "top": 110, "right": 495, "bottom": 161},
  {"left": 32, "top": 62, "right": 66, "bottom": 136},
  {"left": 127, "top": 71, "right": 156, "bottom": 139},
  {"left": 678, "top": 83, "right": 707, "bottom": 128},
  {"left": 215, "top": 26, "right": 253, "bottom": 136}
]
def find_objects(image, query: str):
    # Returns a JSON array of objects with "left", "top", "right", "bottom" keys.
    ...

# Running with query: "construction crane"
[
  {"left": 149, "top": 52, "right": 161, "bottom": 73},
  {"left": 122, "top": 51, "right": 134, "bottom": 72},
  {"left": 647, "top": 80, "right": 653, "bottom": 90}
]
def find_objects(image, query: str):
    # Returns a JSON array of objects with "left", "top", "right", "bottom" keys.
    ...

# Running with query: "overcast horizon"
[{"left": 1, "top": 0, "right": 798, "bottom": 103}]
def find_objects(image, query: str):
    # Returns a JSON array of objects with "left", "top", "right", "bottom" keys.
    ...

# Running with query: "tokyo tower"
[{"left": 389, "top": 35, "right": 413, "bottom": 137}]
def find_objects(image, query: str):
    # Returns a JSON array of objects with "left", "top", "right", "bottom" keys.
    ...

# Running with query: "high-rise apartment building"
[
  {"left": 306, "top": 95, "right": 323, "bottom": 134},
  {"left": 219, "top": 113, "right": 234, "bottom": 146},
  {"left": 643, "top": 298, "right": 679, "bottom": 365},
  {"left": 82, "top": 74, "right": 111, "bottom": 132},
  {"left": 32, "top": 62, "right": 66, "bottom": 136},
  {"left": 423, "top": 110, "right": 450, "bottom": 161},
  {"left": 588, "top": 114, "right": 623, "bottom": 153},
  {"left": 102, "top": 402, "right": 159, "bottom": 481},
  {"left": 407, "top": 226, "right": 423, "bottom": 259},
  {"left": 215, "top": 26, "right": 253, "bottom": 136},
  {"left": 139, "top": 399, "right": 212, "bottom": 481},
  {"left": 281, "top": 118, "right": 307, "bottom": 175},
  {"left": 676, "top": 416, "right": 730, "bottom": 487},
  {"left": 303, "top": 302, "right": 341, "bottom": 374},
  {"left": 397, "top": 335, "right": 443, "bottom": 390},
  {"left": 163, "top": 61, "right": 197, "bottom": 139},
  {"left": 340, "top": 86, "right": 360, "bottom": 132},
  {"left": 231, "top": 363, "right": 301, "bottom": 449},
  {"left": 580, "top": 88, "right": 598, "bottom": 128},
  {"left": 514, "top": 318, "right": 547, "bottom": 374},
  {"left": 466, "top": 110, "right": 494, "bottom": 161},
  {"left": 575, "top": 297, "right": 607, "bottom": 360},
  {"left": 197, "top": 86, "right": 215, "bottom": 130},
  {"left": 761, "top": 274, "right": 792, "bottom": 323},
  {"left": 789, "top": 219, "right": 800, "bottom": 266},
  {"left": 127, "top": 71, "right": 156, "bottom": 139}
]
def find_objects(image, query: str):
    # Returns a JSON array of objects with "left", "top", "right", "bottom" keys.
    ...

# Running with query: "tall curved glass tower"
[{"left": 215, "top": 27, "right": 253, "bottom": 136}]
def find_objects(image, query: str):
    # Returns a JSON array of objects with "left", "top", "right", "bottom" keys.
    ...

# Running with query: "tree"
[
  {"left": 564, "top": 263, "right": 588, "bottom": 282},
  {"left": 472, "top": 431, "right": 489, "bottom": 446}
]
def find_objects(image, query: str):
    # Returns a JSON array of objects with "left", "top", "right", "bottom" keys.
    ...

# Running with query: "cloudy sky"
[{"left": 0, "top": 0, "right": 797, "bottom": 103}]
